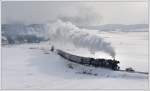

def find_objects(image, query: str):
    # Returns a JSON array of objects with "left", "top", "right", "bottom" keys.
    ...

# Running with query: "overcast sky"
[{"left": 2, "top": 1, "right": 148, "bottom": 26}]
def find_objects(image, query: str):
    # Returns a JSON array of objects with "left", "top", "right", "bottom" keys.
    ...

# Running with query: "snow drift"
[{"left": 47, "top": 20, "right": 116, "bottom": 58}]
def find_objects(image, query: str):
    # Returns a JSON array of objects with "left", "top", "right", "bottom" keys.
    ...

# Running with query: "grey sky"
[{"left": 2, "top": 1, "right": 148, "bottom": 26}]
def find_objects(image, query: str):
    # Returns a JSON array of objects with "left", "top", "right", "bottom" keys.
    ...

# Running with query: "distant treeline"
[{"left": 2, "top": 24, "right": 49, "bottom": 44}]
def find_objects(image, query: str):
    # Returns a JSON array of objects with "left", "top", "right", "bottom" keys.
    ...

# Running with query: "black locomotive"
[{"left": 57, "top": 49, "right": 120, "bottom": 70}]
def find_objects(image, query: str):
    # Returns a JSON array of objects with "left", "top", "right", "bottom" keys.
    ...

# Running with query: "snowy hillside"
[
  {"left": 2, "top": 31, "right": 148, "bottom": 89},
  {"left": 81, "top": 24, "right": 148, "bottom": 32},
  {"left": 2, "top": 23, "right": 148, "bottom": 45}
]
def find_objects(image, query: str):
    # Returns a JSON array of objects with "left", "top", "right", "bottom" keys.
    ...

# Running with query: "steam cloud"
[{"left": 47, "top": 20, "right": 116, "bottom": 58}]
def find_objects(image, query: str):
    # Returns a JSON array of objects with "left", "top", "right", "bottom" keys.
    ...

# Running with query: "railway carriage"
[{"left": 57, "top": 49, "right": 120, "bottom": 70}]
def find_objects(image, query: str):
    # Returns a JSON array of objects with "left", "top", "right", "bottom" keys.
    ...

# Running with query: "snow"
[
  {"left": 98, "top": 32, "right": 148, "bottom": 72},
  {"left": 1, "top": 31, "right": 148, "bottom": 89},
  {"left": 82, "top": 24, "right": 149, "bottom": 32}
]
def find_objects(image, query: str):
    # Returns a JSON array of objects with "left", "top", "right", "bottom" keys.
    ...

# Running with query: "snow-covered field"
[{"left": 2, "top": 31, "right": 148, "bottom": 89}]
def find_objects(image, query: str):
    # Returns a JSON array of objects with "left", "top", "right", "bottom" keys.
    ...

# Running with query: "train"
[{"left": 57, "top": 49, "right": 120, "bottom": 70}]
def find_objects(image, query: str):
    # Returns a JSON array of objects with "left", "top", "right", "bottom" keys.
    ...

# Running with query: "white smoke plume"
[{"left": 47, "top": 20, "right": 115, "bottom": 58}]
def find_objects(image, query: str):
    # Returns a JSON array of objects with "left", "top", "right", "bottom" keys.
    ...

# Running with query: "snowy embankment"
[{"left": 2, "top": 32, "right": 148, "bottom": 89}]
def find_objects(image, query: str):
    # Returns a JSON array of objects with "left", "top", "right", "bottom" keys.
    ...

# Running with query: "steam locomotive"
[{"left": 57, "top": 49, "right": 120, "bottom": 70}]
